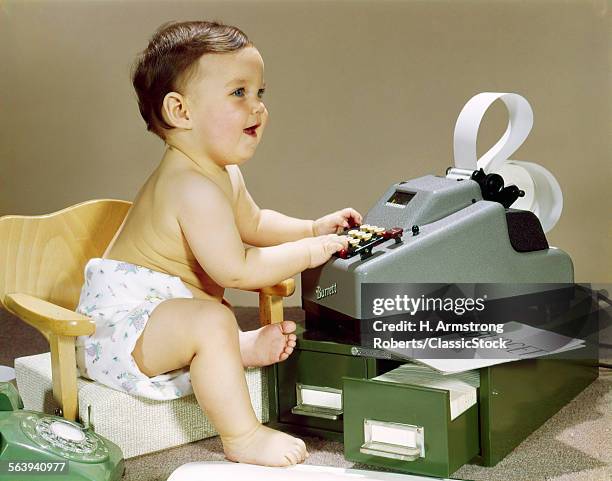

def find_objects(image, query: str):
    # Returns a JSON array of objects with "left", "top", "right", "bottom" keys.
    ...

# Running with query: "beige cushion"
[{"left": 15, "top": 352, "right": 268, "bottom": 458}]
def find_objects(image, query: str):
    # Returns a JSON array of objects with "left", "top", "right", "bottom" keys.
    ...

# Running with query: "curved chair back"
[{"left": 0, "top": 199, "right": 131, "bottom": 311}]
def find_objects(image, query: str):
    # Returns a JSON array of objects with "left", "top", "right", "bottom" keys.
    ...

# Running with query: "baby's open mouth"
[{"left": 243, "top": 123, "right": 260, "bottom": 137}]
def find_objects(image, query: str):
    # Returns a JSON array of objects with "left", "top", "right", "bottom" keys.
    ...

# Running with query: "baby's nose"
[{"left": 251, "top": 100, "right": 265, "bottom": 114}]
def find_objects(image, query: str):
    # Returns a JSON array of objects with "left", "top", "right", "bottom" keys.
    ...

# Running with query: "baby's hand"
[
  {"left": 300, "top": 234, "right": 349, "bottom": 268},
  {"left": 314, "top": 208, "right": 363, "bottom": 235}
]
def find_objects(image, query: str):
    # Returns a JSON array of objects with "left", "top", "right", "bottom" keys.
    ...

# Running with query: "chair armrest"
[
  {"left": 252, "top": 278, "right": 295, "bottom": 298},
  {"left": 251, "top": 279, "right": 296, "bottom": 326},
  {"left": 4, "top": 293, "right": 87, "bottom": 421},
  {"left": 4, "top": 293, "right": 95, "bottom": 339}
]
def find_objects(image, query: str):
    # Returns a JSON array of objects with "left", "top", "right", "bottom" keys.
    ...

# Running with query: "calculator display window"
[{"left": 387, "top": 191, "right": 415, "bottom": 206}]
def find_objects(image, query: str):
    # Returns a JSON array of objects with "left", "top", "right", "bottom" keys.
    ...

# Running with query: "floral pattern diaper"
[{"left": 75, "top": 258, "right": 195, "bottom": 400}]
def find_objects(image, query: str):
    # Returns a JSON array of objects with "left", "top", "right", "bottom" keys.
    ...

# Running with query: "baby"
[{"left": 74, "top": 21, "right": 362, "bottom": 467}]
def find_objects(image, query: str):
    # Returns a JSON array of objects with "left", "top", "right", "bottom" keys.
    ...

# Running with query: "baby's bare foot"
[
  {"left": 223, "top": 424, "right": 308, "bottom": 466},
  {"left": 239, "top": 320, "right": 297, "bottom": 367}
]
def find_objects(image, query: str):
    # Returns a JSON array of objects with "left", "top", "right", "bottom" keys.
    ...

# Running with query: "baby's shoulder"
[{"left": 161, "top": 167, "right": 233, "bottom": 211}]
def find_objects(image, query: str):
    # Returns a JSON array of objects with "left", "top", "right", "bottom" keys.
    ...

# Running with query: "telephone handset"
[{"left": 0, "top": 382, "right": 124, "bottom": 481}]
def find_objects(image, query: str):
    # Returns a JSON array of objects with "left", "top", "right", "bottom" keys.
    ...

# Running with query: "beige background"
[{"left": 1, "top": 0, "right": 610, "bottom": 307}]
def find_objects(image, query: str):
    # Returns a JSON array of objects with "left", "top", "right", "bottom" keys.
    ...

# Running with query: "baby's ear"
[{"left": 162, "top": 91, "right": 192, "bottom": 129}]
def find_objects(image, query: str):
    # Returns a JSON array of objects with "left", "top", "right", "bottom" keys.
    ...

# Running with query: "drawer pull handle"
[
  {"left": 360, "top": 419, "right": 425, "bottom": 461},
  {"left": 291, "top": 383, "right": 343, "bottom": 420},
  {"left": 360, "top": 442, "right": 421, "bottom": 461},
  {"left": 291, "top": 405, "right": 342, "bottom": 420}
]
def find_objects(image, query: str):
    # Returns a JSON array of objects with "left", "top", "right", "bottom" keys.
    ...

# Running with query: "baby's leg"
[{"left": 132, "top": 298, "right": 308, "bottom": 466}]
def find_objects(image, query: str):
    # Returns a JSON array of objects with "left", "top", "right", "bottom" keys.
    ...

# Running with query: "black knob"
[
  {"left": 471, "top": 168, "right": 525, "bottom": 208},
  {"left": 484, "top": 173, "right": 505, "bottom": 198},
  {"left": 471, "top": 169, "right": 486, "bottom": 184},
  {"left": 498, "top": 185, "right": 526, "bottom": 208}
]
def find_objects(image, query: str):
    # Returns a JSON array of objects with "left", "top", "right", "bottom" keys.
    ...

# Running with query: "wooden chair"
[{"left": 0, "top": 199, "right": 295, "bottom": 422}]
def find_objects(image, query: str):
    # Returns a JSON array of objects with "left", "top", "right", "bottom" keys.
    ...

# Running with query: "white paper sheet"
[
  {"left": 374, "top": 363, "right": 479, "bottom": 420},
  {"left": 383, "top": 322, "right": 585, "bottom": 375}
]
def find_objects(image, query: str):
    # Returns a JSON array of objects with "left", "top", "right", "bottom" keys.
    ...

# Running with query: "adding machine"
[{"left": 266, "top": 169, "right": 599, "bottom": 478}]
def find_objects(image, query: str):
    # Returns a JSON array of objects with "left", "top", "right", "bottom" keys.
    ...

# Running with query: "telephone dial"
[{"left": 0, "top": 382, "right": 124, "bottom": 481}]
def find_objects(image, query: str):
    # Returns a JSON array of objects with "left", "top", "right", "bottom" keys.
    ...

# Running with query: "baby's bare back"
[{"left": 103, "top": 149, "right": 239, "bottom": 302}]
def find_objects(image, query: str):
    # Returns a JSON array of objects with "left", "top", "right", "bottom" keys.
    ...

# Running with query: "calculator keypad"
[{"left": 336, "top": 225, "right": 403, "bottom": 260}]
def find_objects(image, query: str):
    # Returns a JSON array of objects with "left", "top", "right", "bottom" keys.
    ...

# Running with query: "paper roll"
[
  {"left": 454, "top": 92, "right": 533, "bottom": 173},
  {"left": 497, "top": 160, "right": 563, "bottom": 233},
  {"left": 452, "top": 92, "right": 562, "bottom": 232}
]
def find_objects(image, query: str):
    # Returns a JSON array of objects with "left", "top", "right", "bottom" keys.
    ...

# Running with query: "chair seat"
[{"left": 14, "top": 353, "right": 269, "bottom": 458}]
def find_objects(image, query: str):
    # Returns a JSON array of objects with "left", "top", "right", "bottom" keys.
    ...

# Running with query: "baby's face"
[{"left": 184, "top": 46, "right": 268, "bottom": 166}]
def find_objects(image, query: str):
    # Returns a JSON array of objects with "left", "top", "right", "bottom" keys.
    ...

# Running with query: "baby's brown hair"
[{"left": 132, "top": 20, "right": 252, "bottom": 140}]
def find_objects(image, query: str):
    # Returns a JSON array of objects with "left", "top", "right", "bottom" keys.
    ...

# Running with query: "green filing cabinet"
[
  {"left": 478, "top": 357, "right": 598, "bottom": 466},
  {"left": 342, "top": 357, "right": 598, "bottom": 477},
  {"left": 343, "top": 377, "right": 479, "bottom": 478},
  {"left": 268, "top": 326, "right": 598, "bottom": 476}
]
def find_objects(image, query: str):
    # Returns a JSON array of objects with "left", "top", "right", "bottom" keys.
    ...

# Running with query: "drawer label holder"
[
  {"left": 291, "top": 383, "right": 343, "bottom": 420},
  {"left": 360, "top": 419, "right": 425, "bottom": 461}
]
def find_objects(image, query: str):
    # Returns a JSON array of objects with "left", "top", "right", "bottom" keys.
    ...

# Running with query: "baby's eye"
[
  {"left": 258, "top": 88, "right": 266, "bottom": 99},
  {"left": 232, "top": 88, "right": 246, "bottom": 97}
]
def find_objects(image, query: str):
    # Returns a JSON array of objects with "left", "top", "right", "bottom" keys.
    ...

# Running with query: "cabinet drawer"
[
  {"left": 343, "top": 377, "right": 479, "bottom": 478},
  {"left": 277, "top": 350, "right": 368, "bottom": 432}
]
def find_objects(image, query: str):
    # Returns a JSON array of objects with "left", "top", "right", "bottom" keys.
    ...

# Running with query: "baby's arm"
[
  {"left": 231, "top": 166, "right": 313, "bottom": 246},
  {"left": 231, "top": 166, "right": 362, "bottom": 246},
  {"left": 176, "top": 172, "right": 348, "bottom": 290}
]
